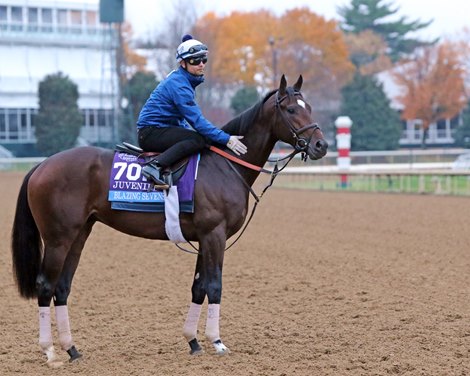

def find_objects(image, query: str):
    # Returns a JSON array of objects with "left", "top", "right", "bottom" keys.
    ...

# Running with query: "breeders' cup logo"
[{"left": 118, "top": 152, "right": 137, "bottom": 163}]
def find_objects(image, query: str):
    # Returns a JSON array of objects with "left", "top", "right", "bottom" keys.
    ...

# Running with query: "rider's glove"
[{"left": 226, "top": 136, "right": 248, "bottom": 156}]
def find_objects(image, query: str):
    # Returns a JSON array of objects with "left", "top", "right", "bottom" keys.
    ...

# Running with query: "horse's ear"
[
  {"left": 293, "top": 75, "right": 303, "bottom": 91},
  {"left": 279, "top": 74, "right": 287, "bottom": 96}
]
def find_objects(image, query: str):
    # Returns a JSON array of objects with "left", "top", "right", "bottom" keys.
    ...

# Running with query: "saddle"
[{"left": 115, "top": 142, "right": 190, "bottom": 185}]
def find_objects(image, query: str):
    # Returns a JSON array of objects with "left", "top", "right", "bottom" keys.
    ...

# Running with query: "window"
[
  {"left": 436, "top": 118, "right": 448, "bottom": 138},
  {"left": 8, "top": 110, "right": 19, "bottom": 140},
  {"left": 450, "top": 114, "right": 460, "bottom": 129},
  {"left": 70, "top": 9, "right": 81, "bottom": 33},
  {"left": 41, "top": 8, "right": 52, "bottom": 23},
  {"left": 11, "top": 6, "right": 22, "bottom": 22},
  {"left": 0, "top": 6, "right": 6, "bottom": 31},
  {"left": 0, "top": 6, "right": 7, "bottom": 22},
  {"left": 41, "top": 8, "right": 52, "bottom": 32},
  {"left": 28, "top": 7, "right": 38, "bottom": 23},
  {"left": 11, "top": 6, "right": 22, "bottom": 31},
  {"left": 57, "top": 9, "right": 67, "bottom": 24},
  {"left": 85, "top": 11, "right": 96, "bottom": 25},
  {"left": 89, "top": 109, "right": 96, "bottom": 126},
  {"left": 70, "top": 10, "right": 81, "bottom": 25},
  {"left": 27, "top": 7, "right": 38, "bottom": 31},
  {"left": 0, "top": 109, "right": 6, "bottom": 134},
  {"left": 97, "top": 110, "right": 109, "bottom": 127}
]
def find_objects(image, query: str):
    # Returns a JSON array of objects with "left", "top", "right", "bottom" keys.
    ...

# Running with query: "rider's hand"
[{"left": 226, "top": 136, "right": 248, "bottom": 156}]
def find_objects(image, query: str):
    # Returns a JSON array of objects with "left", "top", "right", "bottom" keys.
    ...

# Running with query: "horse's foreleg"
[
  {"left": 201, "top": 231, "right": 230, "bottom": 355},
  {"left": 183, "top": 254, "right": 204, "bottom": 354}
]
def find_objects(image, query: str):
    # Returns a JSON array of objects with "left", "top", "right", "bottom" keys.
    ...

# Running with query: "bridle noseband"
[{"left": 275, "top": 89, "right": 320, "bottom": 160}]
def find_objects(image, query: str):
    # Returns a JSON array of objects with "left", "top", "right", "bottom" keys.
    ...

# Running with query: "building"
[
  {"left": 0, "top": 0, "right": 118, "bottom": 156},
  {"left": 377, "top": 69, "right": 460, "bottom": 147}
]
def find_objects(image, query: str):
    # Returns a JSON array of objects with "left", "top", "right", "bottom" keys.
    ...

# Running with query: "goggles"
[
  {"left": 187, "top": 44, "right": 208, "bottom": 54},
  {"left": 186, "top": 56, "right": 208, "bottom": 66}
]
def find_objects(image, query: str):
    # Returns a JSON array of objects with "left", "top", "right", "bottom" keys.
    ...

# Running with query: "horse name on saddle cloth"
[{"left": 108, "top": 152, "right": 199, "bottom": 213}]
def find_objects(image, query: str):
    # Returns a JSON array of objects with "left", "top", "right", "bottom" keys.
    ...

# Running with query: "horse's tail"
[{"left": 11, "top": 165, "right": 42, "bottom": 299}]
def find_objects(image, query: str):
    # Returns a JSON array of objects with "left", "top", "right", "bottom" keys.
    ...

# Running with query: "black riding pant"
[{"left": 138, "top": 126, "right": 206, "bottom": 168}]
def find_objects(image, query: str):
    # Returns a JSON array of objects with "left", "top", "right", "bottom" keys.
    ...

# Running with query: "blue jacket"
[{"left": 137, "top": 66, "right": 230, "bottom": 145}]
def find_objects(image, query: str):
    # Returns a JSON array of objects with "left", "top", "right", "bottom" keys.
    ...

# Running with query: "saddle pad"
[{"left": 108, "top": 152, "right": 199, "bottom": 213}]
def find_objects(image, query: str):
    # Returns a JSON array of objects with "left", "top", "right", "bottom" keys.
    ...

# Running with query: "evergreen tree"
[
  {"left": 453, "top": 102, "right": 470, "bottom": 148},
  {"left": 339, "top": 72, "right": 402, "bottom": 150},
  {"left": 35, "top": 72, "right": 82, "bottom": 156},
  {"left": 230, "top": 86, "right": 259, "bottom": 115},
  {"left": 338, "top": 0, "right": 435, "bottom": 62}
]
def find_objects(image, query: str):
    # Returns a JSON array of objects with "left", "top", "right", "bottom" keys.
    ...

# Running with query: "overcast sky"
[{"left": 124, "top": 0, "right": 469, "bottom": 41}]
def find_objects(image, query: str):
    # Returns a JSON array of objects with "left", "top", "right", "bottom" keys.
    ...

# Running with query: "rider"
[{"left": 137, "top": 34, "right": 247, "bottom": 189}]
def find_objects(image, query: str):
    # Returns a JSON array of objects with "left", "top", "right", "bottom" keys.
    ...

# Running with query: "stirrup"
[{"left": 142, "top": 165, "right": 170, "bottom": 190}]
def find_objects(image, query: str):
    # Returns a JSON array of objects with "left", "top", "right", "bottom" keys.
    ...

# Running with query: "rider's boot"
[{"left": 142, "top": 163, "right": 170, "bottom": 190}]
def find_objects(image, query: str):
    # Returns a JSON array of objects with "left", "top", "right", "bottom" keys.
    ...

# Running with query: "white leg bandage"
[
  {"left": 55, "top": 305, "right": 73, "bottom": 351},
  {"left": 205, "top": 304, "right": 221, "bottom": 343},
  {"left": 183, "top": 303, "right": 202, "bottom": 341},
  {"left": 39, "top": 307, "right": 53, "bottom": 351}
]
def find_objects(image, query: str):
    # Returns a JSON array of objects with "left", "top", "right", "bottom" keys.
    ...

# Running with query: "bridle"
[{"left": 275, "top": 88, "right": 321, "bottom": 161}]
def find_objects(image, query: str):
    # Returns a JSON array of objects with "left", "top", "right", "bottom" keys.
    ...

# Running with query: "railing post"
[{"left": 335, "top": 116, "right": 352, "bottom": 188}]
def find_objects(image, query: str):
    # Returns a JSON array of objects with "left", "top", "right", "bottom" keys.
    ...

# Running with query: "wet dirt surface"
[{"left": 1, "top": 172, "right": 469, "bottom": 375}]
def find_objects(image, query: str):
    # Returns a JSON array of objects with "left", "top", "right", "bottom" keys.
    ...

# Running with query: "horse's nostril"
[{"left": 316, "top": 139, "right": 328, "bottom": 150}]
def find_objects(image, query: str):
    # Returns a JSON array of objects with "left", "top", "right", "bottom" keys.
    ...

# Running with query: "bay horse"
[{"left": 11, "top": 75, "right": 327, "bottom": 366}]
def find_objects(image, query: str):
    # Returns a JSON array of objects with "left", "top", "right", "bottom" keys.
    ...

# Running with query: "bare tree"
[{"left": 152, "top": 0, "right": 198, "bottom": 77}]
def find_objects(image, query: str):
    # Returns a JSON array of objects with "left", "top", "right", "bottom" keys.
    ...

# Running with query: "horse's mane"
[{"left": 221, "top": 89, "right": 277, "bottom": 136}]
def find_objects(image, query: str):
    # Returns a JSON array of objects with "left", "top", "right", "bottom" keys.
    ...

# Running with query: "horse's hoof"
[
  {"left": 213, "top": 340, "right": 230, "bottom": 355},
  {"left": 188, "top": 338, "right": 203, "bottom": 355},
  {"left": 67, "top": 345, "right": 83, "bottom": 363},
  {"left": 46, "top": 359, "right": 64, "bottom": 368},
  {"left": 189, "top": 348, "right": 204, "bottom": 356}
]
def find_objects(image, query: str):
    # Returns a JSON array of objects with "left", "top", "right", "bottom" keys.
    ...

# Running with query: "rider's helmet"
[{"left": 176, "top": 34, "right": 208, "bottom": 63}]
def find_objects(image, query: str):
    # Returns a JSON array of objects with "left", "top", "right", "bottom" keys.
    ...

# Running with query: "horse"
[{"left": 11, "top": 75, "right": 328, "bottom": 366}]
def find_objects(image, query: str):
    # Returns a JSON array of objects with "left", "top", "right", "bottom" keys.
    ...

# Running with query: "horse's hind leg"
[
  {"left": 37, "top": 222, "right": 93, "bottom": 366},
  {"left": 36, "top": 241, "right": 70, "bottom": 368},
  {"left": 53, "top": 221, "right": 94, "bottom": 362}
]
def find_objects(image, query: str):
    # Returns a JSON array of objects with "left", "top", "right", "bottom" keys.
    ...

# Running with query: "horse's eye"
[{"left": 287, "top": 108, "right": 295, "bottom": 114}]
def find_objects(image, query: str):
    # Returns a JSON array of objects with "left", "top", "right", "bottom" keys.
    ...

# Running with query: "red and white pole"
[{"left": 335, "top": 116, "right": 352, "bottom": 188}]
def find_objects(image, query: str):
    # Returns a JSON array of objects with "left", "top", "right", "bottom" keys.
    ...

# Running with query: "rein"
[
  {"left": 175, "top": 89, "right": 321, "bottom": 256},
  {"left": 175, "top": 148, "right": 296, "bottom": 256}
]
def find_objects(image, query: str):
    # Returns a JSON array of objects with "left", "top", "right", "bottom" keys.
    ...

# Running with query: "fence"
[
  {"left": 275, "top": 166, "right": 470, "bottom": 196},
  {"left": 2, "top": 151, "right": 470, "bottom": 196}
]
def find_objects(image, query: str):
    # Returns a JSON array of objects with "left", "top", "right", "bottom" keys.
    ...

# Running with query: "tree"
[
  {"left": 193, "top": 8, "right": 355, "bottom": 89},
  {"left": 453, "top": 102, "right": 470, "bottom": 148},
  {"left": 343, "top": 30, "right": 392, "bottom": 75},
  {"left": 35, "top": 72, "right": 82, "bottom": 156},
  {"left": 151, "top": 0, "right": 198, "bottom": 78},
  {"left": 121, "top": 22, "right": 147, "bottom": 79},
  {"left": 339, "top": 72, "right": 402, "bottom": 150},
  {"left": 338, "top": 0, "right": 435, "bottom": 62},
  {"left": 230, "top": 86, "right": 259, "bottom": 115},
  {"left": 121, "top": 71, "right": 159, "bottom": 143},
  {"left": 393, "top": 41, "right": 467, "bottom": 147},
  {"left": 193, "top": 8, "right": 355, "bottom": 128}
]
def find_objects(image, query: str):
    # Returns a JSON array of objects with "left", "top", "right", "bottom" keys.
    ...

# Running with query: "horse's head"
[{"left": 271, "top": 75, "right": 328, "bottom": 160}]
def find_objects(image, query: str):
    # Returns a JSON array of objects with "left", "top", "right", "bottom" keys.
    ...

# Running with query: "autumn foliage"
[
  {"left": 193, "top": 8, "right": 354, "bottom": 91},
  {"left": 393, "top": 41, "right": 468, "bottom": 144}
]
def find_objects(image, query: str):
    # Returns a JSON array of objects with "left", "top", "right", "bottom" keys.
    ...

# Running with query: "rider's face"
[{"left": 182, "top": 57, "right": 207, "bottom": 76}]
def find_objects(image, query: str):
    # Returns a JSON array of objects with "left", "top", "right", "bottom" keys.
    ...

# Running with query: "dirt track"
[{"left": 1, "top": 171, "right": 469, "bottom": 375}]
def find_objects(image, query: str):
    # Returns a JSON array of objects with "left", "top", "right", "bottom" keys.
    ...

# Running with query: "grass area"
[{"left": 275, "top": 174, "right": 470, "bottom": 196}]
